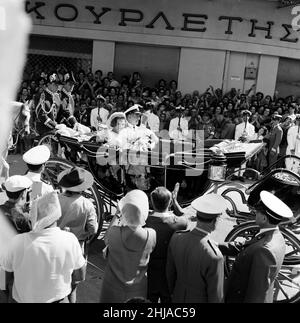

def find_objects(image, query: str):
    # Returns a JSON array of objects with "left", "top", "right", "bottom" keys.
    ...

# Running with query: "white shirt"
[
  {"left": 1, "top": 228, "right": 85, "bottom": 303},
  {"left": 90, "top": 107, "right": 109, "bottom": 129},
  {"left": 169, "top": 117, "right": 189, "bottom": 140},
  {"left": 287, "top": 125, "right": 300, "bottom": 155},
  {"left": 25, "top": 172, "right": 53, "bottom": 200},
  {"left": 234, "top": 122, "right": 256, "bottom": 141}
]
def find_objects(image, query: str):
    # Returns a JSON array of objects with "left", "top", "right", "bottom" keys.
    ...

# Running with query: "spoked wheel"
[
  {"left": 42, "top": 157, "right": 104, "bottom": 243},
  {"left": 37, "top": 132, "right": 60, "bottom": 158},
  {"left": 224, "top": 221, "right": 300, "bottom": 303}
]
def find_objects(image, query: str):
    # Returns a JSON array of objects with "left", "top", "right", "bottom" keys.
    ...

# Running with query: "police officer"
[
  {"left": 219, "top": 191, "right": 293, "bottom": 303},
  {"left": 166, "top": 194, "right": 227, "bottom": 303},
  {"left": 23, "top": 145, "right": 53, "bottom": 200}
]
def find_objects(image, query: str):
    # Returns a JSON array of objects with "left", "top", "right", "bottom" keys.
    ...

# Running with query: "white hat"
[
  {"left": 4, "top": 175, "right": 32, "bottom": 192},
  {"left": 259, "top": 191, "right": 293, "bottom": 220},
  {"left": 96, "top": 94, "right": 106, "bottom": 102},
  {"left": 23, "top": 145, "right": 50, "bottom": 165},
  {"left": 191, "top": 194, "right": 227, "bottom": 220},
  {"left": 107, "top": 112, "right": 126, "bottom": 128},
  {"left": 118, "top": 190, "right": 149, "bottom": 228},
  {"left": 124, "top": 104, "right": 142, "bottom": 116},
  {"left": 30, "top": 191, "right": 62, "bottom": 232},
  {"left": 175, "top": 105, "right": 185, "bottom": 110}
]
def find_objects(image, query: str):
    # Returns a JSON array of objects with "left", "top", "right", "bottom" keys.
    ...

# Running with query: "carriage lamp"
[{"left": 208, "top": 151, "right": 227, "bottom": 182}]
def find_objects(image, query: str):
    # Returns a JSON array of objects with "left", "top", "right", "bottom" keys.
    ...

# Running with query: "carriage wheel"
[
  {"left": 224, "top": 221, "right": 300, "bottom": 303},
  {"left": 42, "top": 157, "right": 104, "bottom": 244},
  {"left": 37, "top": 132, "right": 60, "bottom": 158}
]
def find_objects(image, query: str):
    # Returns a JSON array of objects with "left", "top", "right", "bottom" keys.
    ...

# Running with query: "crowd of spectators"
[{"left": 16, "top": 65, "right": 300, "bottom": 172}]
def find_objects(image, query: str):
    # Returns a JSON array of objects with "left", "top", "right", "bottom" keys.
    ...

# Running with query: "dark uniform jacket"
[
  {"left": 219, "top": 229, "right": 285, "bottom": 303},
  {"left": 166, "top": 228, "right": 224, "bottom": 303},
  {"left": 58, "top": 89, "right": 77, "bottom": 128},
  {"left": 74, "top": 109, "right": 91, "bottom": 127},
  {"left": 269, "top": 125, "right": 283, "bottom": 153},
  {"left": 145, "top": 213, "right": 188, "bottom": 302}
]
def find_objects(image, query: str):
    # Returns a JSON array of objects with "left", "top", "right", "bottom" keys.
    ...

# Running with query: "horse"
[{"left": 0, "top": 101, "right": 31, "bottom": 183}]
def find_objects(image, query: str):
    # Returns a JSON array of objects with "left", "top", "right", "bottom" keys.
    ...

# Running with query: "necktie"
[{"left": 178, "top": 117, "right": 181, "bottom": 127}]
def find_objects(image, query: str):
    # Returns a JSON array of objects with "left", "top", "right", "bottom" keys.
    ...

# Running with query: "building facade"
[{"left": 26, "top": 0, "right": 300, "bottom": 96}]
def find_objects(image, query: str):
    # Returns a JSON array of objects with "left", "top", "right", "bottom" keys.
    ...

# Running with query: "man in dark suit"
[
  {"left": 219, "top": 191, "right": 293, "bottom": 303},
  {"left": 268, "top": 114, "right": 283, "bottom": 168},
  {"left": 146, "top": 186, "right": 188, "bottom": 303},
  {"left": 166, "top": 194, "right": 227, "bottom": 303}
]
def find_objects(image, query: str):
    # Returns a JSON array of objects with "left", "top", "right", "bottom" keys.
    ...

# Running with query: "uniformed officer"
[
  {"left": 234, "top": 110, "right": 255, "bottom": 142},
  {"left": 268, "top": 114, "right": 283, "bottom": 168},
  {"left": 57, "top": 72, "right": 77, "bottom": 128},
  {"left": 219, "top": 190, "right": 293, "bottom": 303},
  {"left": 35, "top": 75, "right": 60, "bottom": 136},
  {"left": 22, "top": 145, "right": 53, "bottom": 200},
  {"left": 166, "top": 194, "right": 227, "bottom": 303}
]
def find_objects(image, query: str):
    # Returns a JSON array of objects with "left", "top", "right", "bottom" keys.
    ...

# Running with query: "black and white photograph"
[{"left": 1, "top": 0, "right": 300, "bottom": 308}]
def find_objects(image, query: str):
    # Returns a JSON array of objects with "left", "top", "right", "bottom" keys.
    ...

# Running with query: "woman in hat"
[
  {"left": 100, "top": 190, "right": 156, "bottom": 303},
  {"left": 106, "top": 112, "right": 127, "bottom": 149}
]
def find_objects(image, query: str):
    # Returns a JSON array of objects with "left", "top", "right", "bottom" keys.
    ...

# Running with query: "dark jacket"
[
  {"left": 219, "top": 229, "right": 285, "bottom": 303},
  {"left": 166, "top": 228, "right": 224, "bottom": 303},
  {"left": 146, "top": 213, "right": 187, "bottom": 302},
  {"left": 269, "top": 125, "right": 283, "bottom": 153}
]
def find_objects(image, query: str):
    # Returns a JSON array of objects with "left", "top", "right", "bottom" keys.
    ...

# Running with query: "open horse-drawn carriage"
[{"left": 37, "top": 131, "right": 300, "bottom": 303}]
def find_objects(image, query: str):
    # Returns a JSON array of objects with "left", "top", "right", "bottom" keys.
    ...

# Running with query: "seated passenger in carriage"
[
  {"left": 106, "top": 112, "right": 127, "bottom": 149},
  {"left": 119, "top": 105, "right": 159, "bottom": 191},
  {"left": 119, "top": 104, "right": 159, "bottom": 151}
]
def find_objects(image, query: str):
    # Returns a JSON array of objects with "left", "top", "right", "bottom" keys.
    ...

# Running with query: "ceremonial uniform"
[
  {"left": 35, "top": 100, "right": 57, "bottom": 136},
  {"left": 169, "top": 107, "right": 189, "bottom": 141},
  {"left": 268, "top": 116, "right": 283, "bottom": 167},
  {"left": 219, "top": 191, "right": 293, "bottom": 303},
  {"left": 166, "top": 194, "right": 227, "bottom": 303},
  {"left": 90, "top": 107, "right": 109, "bottom": 130},
  {"left": 234, "top": 122, "right": 255, "bottom": 141},
  {"left": 286, "top": 121, "right": 300, "bottom": 173},
  {"left": 74, "top": 109, "right": 90, "bottom": 127},
  {"left": 234, "top": 110, "right": 255, "bottom": 141}
]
